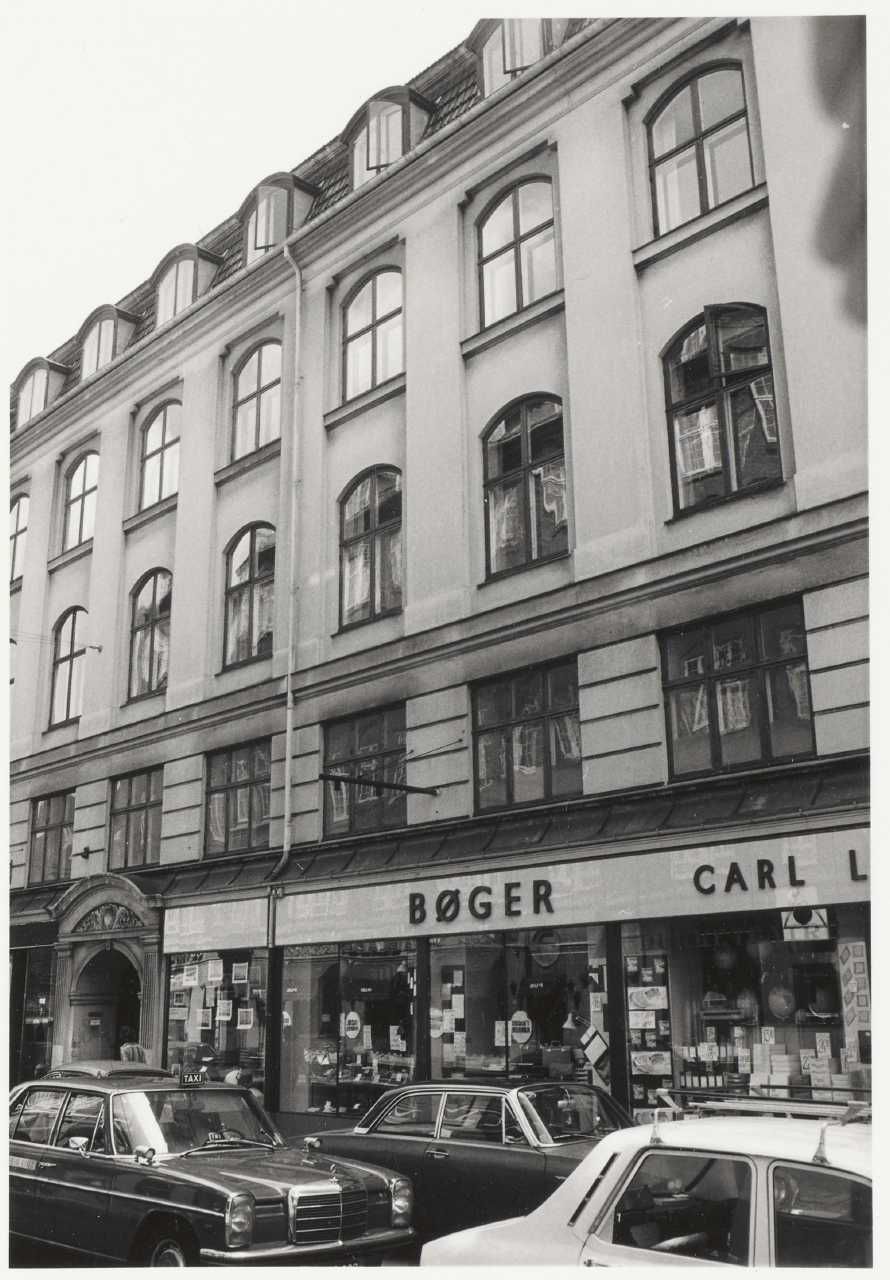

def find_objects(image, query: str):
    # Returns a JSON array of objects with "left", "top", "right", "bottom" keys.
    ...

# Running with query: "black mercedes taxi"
[{"left": 9, "top": 1073, "right": 414, "bottom": 1265}]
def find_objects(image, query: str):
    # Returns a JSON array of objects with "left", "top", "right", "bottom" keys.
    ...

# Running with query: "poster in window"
[
  {"left": 237, "top": 1006, "right": 254, "bottom": 1031},
  {"left": 182, "top": 964, "right": 198, "bottom": 987},
  {"left": 200, "top": 1007, "right": 212, "bottom": 1030},
  {"left": 232, "top": 962, "right": 249, "bottom": 984},
  {"left": 216, "top": 999, "right": 232, "bottom": 1023},
  {"left": 627, "top": 986, "right": 669, "bottom": 1011},
  {"left": 207, "top": 958, "right": 224, "bottom": 985},
  {"left": 172, "top": 990, "right": 188, "bottom": 1008}
]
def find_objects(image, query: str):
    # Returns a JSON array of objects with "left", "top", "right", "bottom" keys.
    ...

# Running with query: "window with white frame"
[
  {"left": 342, "top": 269, "right": 403, "bottom": 400},
  {"left": 232, "top": 341, "right": 282, "bottom": 460},
  {"left": 63, "top": 452, "right": 99, "bottom": 551},
  {"left": 140, "top": 401, "right": 181, "bottom": 509},
  {"left": 477, "top": 180, "right": 556, "bottom": 327}
]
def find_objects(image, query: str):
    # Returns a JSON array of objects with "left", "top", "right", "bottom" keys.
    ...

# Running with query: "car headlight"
[
  {"left": 389, "top": 1175, "right": 413, "bottom": 1228},
  {"left": 225, "top": 1191, "right": 255, "bottom": 1249}
]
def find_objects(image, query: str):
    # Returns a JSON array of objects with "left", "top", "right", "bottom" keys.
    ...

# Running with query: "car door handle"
[
  {"left": 37, "top": 1160, "right": 58, "bottom": 1170},
  {"left": 426, "top": 1148, "right": 449, "bottom": 1160}
]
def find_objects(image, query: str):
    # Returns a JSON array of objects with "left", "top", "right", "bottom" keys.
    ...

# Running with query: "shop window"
[
  {"left": 482, "top": 396, "right": 567, "bottom": 577},
  {"left": 109, "top": 768, "right": 163, "bottom": 869},
  {"left": 17, "top": 365, "right": 48, "bottom": 427},
  {"left": 205, "top": 740, "right": 271, "bottom": 857},
  {"left": 323, "top": 705, "right": 406, "bottom": 836},
  {"left": 28, "top": 791, "right": 74, "bottom": 885},
  {"left": 50, "top": 607, "right": 87, "bottom": 726},
  {"left": 340, "top": 467, "right": 402, "bottom": 628},
  {"left": 223, "top": 523, "right": 275, "bottom": 667},
  {"left": 279, "top": 939, "right": 416, "bottom": 1117},
  {"left": 81, "top": 315, "right": 115, "bottom": 378},
  {"left": 156, "top": 256, "right": 196, "bottom": 325},
  {"left": 129, "top": 569, "right": 172, "bottom": 699},
  {"left": 232, "top": 341, "right": 282, "bottom": 460},
  {"left": 772, "top": 1164, "right": 872, "bottom": 1268},
  {"left": 663, "top": 304, "right": 779, "bottom": 513},
  {"left": 605, "top": 1149, "right": 752, "bottom": 1263},
  {"left": 63, "top": 451, "right": 99, "bottom": 550},
  {"left": 12, "top": 947, "right": 54, "bottom": 1082},
  {"left": 140, "top": 402, "right": 180, "bottom": 509},
  {"left": 477, "top": 181, "right": 556, "bottom": 327},
  {"left": 661, "top": 600, "right": 814, "bottom": 777},
  {"left": 165, "top": 950, "right": 269, "bottom": 1104},
  {"left": 474, "top": 658, "right": 580, "bottom": 812},
  {"left": 342, "top": 269, "right": 403, "bottom": 401},
  {"left": 647, "top": 64, "right": 754, "bottom": 237},
  {"left": 10, "top": 494, "right": 29, "bottom": 583}
]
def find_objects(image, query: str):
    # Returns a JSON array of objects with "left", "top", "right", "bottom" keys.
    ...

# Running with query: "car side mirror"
[
  {"left": 303, "top": 1136, "right": 321, "bottom": 1151},
  {"left": 134, "top": 1145, "right": 157, "bottom": 1166},
  {"left": 68, "top": 1136, "right": 90, "bottom": 1157}
]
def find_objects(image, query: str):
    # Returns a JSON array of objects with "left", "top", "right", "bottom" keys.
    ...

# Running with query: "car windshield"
[
  {"left": 518, "top": 1083, "right": 622, "bottom": 1144},
  {"left": 111, "top": 1089, "right": 280, "bottom": 1156}
]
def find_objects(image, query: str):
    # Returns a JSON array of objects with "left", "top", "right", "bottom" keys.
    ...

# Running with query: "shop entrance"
[{"left": 70, "top": 948, "right": 142, "bottom": 1061}]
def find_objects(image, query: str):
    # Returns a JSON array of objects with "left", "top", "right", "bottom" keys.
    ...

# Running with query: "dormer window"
[
  {"left": 479, "top": 20, "right": 576, "bottom": 97},
  {"left": 81, "top": 316, "right": 115, "bottom": 378},
  {"left": 157, "top": 258, "right": 195, "bottom": 325},
  {"left": 345, "top": 91, "right": 431, "bottom": 190},
  {"left": 240, "top": 175, "right": 317, "bottom": 266},
  {"left": 16, "top": 366, "right": 48, "bottom": 426}
]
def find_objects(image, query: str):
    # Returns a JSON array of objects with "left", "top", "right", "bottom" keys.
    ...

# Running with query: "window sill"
[
  {"left": 216, "top": 653, "right": 274, "bottom": 676},
  {"left": 44, "top": 716, "right": 80, "bottom": 734},
  {"left": 324, "top": 374, "right": 406, "bottom": 432},
  {"left": 475, "top": 790, "right": 583, "bottom": 820},
  {"left": 10, "top": 576, "right": 22, "bottom": 596},
  {"left": 668, "top": 752, "right": 817, "bottom": 786},
  {"left": 335, "top": 608, "right": 403, "bottom": 637},
  {"left": 664, "top": 478, "right": 786, "bottom": 524},
  {"left": 123, "top": 494, "right": 178, "bottom": 535},
  {"left": 48, "top": 540, "right": 93, "bottom": 574},
  {"left": 123, "top": 688, "right": 167, "bottom": 707},
  {"left": 478, "top": 548, "right": 571, "bottom": 588},
  {"left": 204, "top": 845, "right": 272, "bottom": 861},
  {"left": 215, "top": 439, "right": 282, "bottom": 488},
  {"left": 461, "top": 290, "right": 565, "bottom": 361},
  {"left": 632, "top": 184, "right": 768, "bottom": 271}
]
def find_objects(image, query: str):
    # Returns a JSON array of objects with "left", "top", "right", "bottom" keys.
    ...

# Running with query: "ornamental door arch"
[{"left": 47, "top": 874, "right": 163, "bottom": 1067}]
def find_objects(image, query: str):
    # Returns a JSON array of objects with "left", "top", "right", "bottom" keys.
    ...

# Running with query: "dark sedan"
[
  {"left": 10, "top": 1075, "right": 414, "bottom": 1265},
  {"left": 308, "top": 1079, "right": 633, "bottom": 1243}
]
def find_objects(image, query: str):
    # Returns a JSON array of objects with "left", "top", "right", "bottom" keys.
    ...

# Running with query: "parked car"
[
  {"left": 40, "top": 1059, "right": 174, "bottom": 1081},
  {"left": 10, "top": 1074, "right": 414, "bottom": 1265},
  {"left": 307, "top": 1079, "right": 632, "bottom": 1243},
  {"left": 421, "top": 1102, "right": 872, "bottom": 1267}
]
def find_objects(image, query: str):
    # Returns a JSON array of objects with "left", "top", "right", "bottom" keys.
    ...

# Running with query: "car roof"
[
  {"left": 369, "top": 1078, "right": 603, "bottom": 1094},
  {"left": 42, "top": 1061, "right": 174, "bottom": 1079},
  {"left": 597, "top": 1116, "right": 871, "bottom": 1178},
  {"left": 16, "top": 1074, "right": 241, "bottom": 1095}
]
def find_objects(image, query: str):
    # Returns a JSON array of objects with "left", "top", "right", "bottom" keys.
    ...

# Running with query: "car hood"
[
  {"left": 422, "top": 1214, "right": 579, "bottom": 1267},
  {"left": 162, "top": 1145, "right": 395, "bottom": 1199}
]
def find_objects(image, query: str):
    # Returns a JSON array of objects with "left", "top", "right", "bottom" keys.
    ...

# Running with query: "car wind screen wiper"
[{"left": 182, "top": 1137, "right": 277, "bottom": 1155}]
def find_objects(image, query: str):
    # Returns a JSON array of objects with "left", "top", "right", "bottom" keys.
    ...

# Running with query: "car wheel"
[{"left": 146, "top": 1232, "right": 191, "bottom": 1266}]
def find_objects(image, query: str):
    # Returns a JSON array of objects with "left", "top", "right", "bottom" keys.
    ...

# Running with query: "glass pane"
[
  {"left": 698, "top": 68, "right": 745, "bottom": 130},
  {"left": 346, "top": 281, "right": 373, "bottom": 335},
  {"left": 69, "top": 653, "right": 84, "bottom": 718},
  {"left": 529, "top": 411, "right": 563, "bottom": 461},
  {"left": 141, "top": 452, "right": 160, "bottom": 509},
  {"left": 99, "top": 319, "right": 114, "bottom": 366},
  {"left": 228, "top": 788, "right": 251, "bottom": 849},
  {"left": 375, "top": 527, "right": 402, "bottom": 613},
  {"left": 255, "top": 526, "right": 276, "bottom": 576},
  {"left": 376, "top": 470, "right": 402, "bottom": 524},
  {"left": 44, "top": 828, "right": 60, "bottom": 881},
  {"left": 503, "top": 17, "right": 542, "bottom": 71},
  {"left": 760, "top": 603, "right": 805, "bottom": 661},
  {"left": 483, "top": 253, "right": 518, "bottom": 325},
  {"left": 383, "top": 753, "right": 407, "bottom": 828},
  {"left": 342, "top": 540, "right": 371, "bottom": 625},
  {"left": 238, "top": 351, "right": 260, "bottom": 397},
  {"left": 353, "top": 759, "right": 384, "bottom": 832},
  {"left": 655, "top": 146, "right": 701, "bottom": 233},
  {"left": 517, "top": 181, "right": 553, "bottom": 234},
  {"left": 704, "top": 118, "right": 753, "bottom": 208},
  {"left": 30, "top": 832, "right": 46, "bottom": 883},
  {"left": 711, "top": 616, "right": 755, "bottom": 671},
  {"left": 60, "top": 822, "right": 72, "bottom": 883},
  {"left": 356, "top": 714, "right": 385, "bottom": 756},
  {"left": 477, "top": 729, "right": 508, "bottom": 809},
  {"left": 207, "top": 793, "right": 227, "bottom": 854},
  {"left": 485, "top": 414, "right": 523, "bottom": 479},
  {"left": 481, "top": 194, "right": 515, "bottom": 257},
  {"left": 209, "top": 752, "right": 229, "bottom": 787},
  {"left": 343, "top": 478, "right": 373, "bottom": 539},
  {"left": 157, "top": 269, "right": 176, "bottom": 325},
  {"left": 488, "top": 476, "right": 526, "bottom": 573},
  {"left": 64, "top": 500, "right": 81, "bottom": 550},
  {"left": 150, "top": 768, "right": 163, "bottom": 802},
  {"left": 520, "top": 224, "right": 556, "bottom": 304},
  {"left": 254, "top": 741, "right": 271, "bottom": 777},
  {"left": 146, "top": 804, "right": 161, "bottom": 864},
  {"left": 109, "top": 814, "right": 127, "bottom": 870},
  {"left": 258, "top": 383, "right": 281, "bottom": 447},
  {"left": 226, "top": 589, "right": 250, "bottom": 664},
  {"left": 345, "top": 331, "right": 373, "bottom": 399},
  {"left": 128, "top": 809, "right": 147, "bottom": 868},
  {"left": 375, "top": 313, "right": 403, "bottom": 383},
  {"left": 51, "top": 667, "right": 68, "bottom": 724},
  {"left": 674, "top": 404, "right": 725, "bottom": 509},
  {"left": 667, "top": 324, "right": 710, "bottom": 404},
  {"left": 131, "top": 772, "right": 148, "bottom": 806},
  {"left": 260, "top": 342, "right": 281, "bottom": 387},
  {"left": 384, "top": 706, "right": 405, "bottom": 748},
  {"left": 719, "top": 309, "right": 767, "bottom": 374},
  {"left": 440, "top": 1092, "right": 506, "bottom": 1143},
  {"left": 550, "top": 713, "right": 582, "bottom": 795},
  {"left": 511, "top": 722, "right": 545, "bottom": 803},
  {"left": 229, "top": 533, "right": 252, "bottom": 586},
  {"left": 548, "top": 662, "right": 577, "bottom": 711},
  {"left": 353, "top": 128, "right": 370, "bottom": 188},
  {"left": 80, "top": 489, "right": 97, "bottom": 542},
  {"left": 375, "top": 270, "right": 402, "bottom": 318},
  {"left": 85, "top": 453, "right": 100, "bottom": 488},
  {"left": 476, "top": 680, "right": 511, "bottom": 728},
  {"left": 766, "top": 662, "right": 813, "bottom": 758},
  {"left": 133, "top": 579, "right": 156, "bottom": 626},
  {"left": 773, "top": 1166, "right": 871, "bottom": 1269},
  {"left": 716, "top": 675, "right": 762, "bottom": 766},
  {"left": 325, "top": 721, "right": 353, "bottom": 763},
  {"left": 669, "top": 685, "right": 711, "bottom": 774},
  {"left": 730, "top": 382, "right": 781, "bottom": 489},
  {"left": 651, "top": 84, "right": 695, "bottom": 157},
  {"left": 325, "top": 776, "right": 351, "bottom": 834},
  {"left": 49, "top": 793, "right": 65, "bottom": 824},
  {"left": 251, "top": 781, "right": 270, "bottom": 847},
  {"left": 430, "top": 937, "right": 506, "bottom": 1081},
  {"left": 482, "top": 26, "right": 511, "bottom": 96},
  {"left": 528, "top": 460, "right": 568, "bottom": 560},
  {"left": 233, "top": 400, "right": 256, "bottom": 459},
  {"left": 130, "top": 629, "right": 149, "bottom": 698},
  {"left": 153, "top": 619, "right": 170, "bottom": 687},
  {"left": 161, "top": 440, "right": 180, "bottom": 499},
  {"left": 232, "top": 746, "right": 252, "bottom": 781},
  {"left": 253, "top": 581, "right": 274, "bottom": 656},
  {"left": 514, "top": 671, "right": 543, "bottom": 716},
  {"left": 111, "top": 778, "right": 129, "bottom": 811},
  {"left": 144, "top": 416, "right": 164, "bottom": 455},
  {"left": 175, "top": 260, "right": 194, "bottom": 313}
]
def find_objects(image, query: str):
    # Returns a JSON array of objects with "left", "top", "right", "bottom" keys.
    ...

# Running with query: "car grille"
[{"left": 288, "top": 1186, "right": 369, "bottom": 1245}]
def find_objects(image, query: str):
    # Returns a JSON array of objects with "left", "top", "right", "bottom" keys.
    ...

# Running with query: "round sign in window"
[
  {"left": 429, "top": 1007, "right": 444, "bottom": 1039},
  {"left": 344, "top": 1011, "right": 362, "bottom": 1040},
  {"left": 510, "top": 1010, "right": 533, "bottom": 1045}
]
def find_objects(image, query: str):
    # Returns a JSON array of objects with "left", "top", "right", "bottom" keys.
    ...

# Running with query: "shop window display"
[
  {"left": 165, "top": 950, "right": 268, "bottom": 1101},
  {"left": 12, "top": 947, "right": 54, "bottom": 1082}
]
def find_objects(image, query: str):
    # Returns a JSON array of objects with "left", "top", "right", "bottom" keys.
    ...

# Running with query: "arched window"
[
  {"left": 232, "top": 342, "right": 282, "bottom": 460},
  {"left": 51, "top": 607, "right": 87, "bottom": 725},
  {"left": 129, "top": 570, "right": 172, "bottom": 699},
  {"left": 477, "top": 180, "right": 556, "bottom": 327},
  {"left": 481, "top": 19, "right": 544, "bottom": 95},
  {"left": 17, "top": 365, "right": 48, "bottom": 427},
  {"left": 156, "top": 256, "right": 196, "bottom": 325},
  {"left": 246, "top": 184, "right": 289, "bottom": 264},
  {"left": 10, "top": 494, "right": 29, "bottom": 582},
  {"left": 483, "top": 396, "right": 567, "bottom": 577},
  {"left": 81, "top": 315, "right": 115, "bottom": 378},
  {"left": 63, "top": 452, "right": 99, "bottom": 551},
  {"left": 224, "top": 524, "right": 275, "bottom": 666},
  {"left": 340, "top": 468, "right": 402, "bottom": 629},
  {"left": 647, "top": 64, "right": 754, "bottom": 236},
  {"left": 342, "top": 270, "right": 403, "bottom": 400},
  {"left": 140, "top": 402, "right": 181, "bottom": 509},
  {"left": 663, "top": 304, "right": 779, "bottom": 513}
]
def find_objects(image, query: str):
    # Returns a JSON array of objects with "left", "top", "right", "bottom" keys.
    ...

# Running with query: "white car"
[{"left": 421, "top": 1104, "right": 871, "bottom": 1268}]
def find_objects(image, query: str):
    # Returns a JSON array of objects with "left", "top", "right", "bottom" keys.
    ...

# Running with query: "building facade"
[{"left": 10, "top": 17, "right": 868, "bottom": 1127}]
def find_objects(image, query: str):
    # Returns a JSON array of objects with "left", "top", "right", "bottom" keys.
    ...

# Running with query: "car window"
[
  {"left": 519, "top": 1083, "right": 623, "bottom": 1144},
  {"left": 9, "top": 1092, "right": 27, "bottom": 1136},
  {"left": 605, "top": 1149, "right": 752, "bottom": 1265},
  {"left": 374, "top": 1092, "right": 443, "bottom": 1138},
  {"left": 772, "top": 1163, "right": 872, "bottom": 1268},
  {"left": 54, "top": 1092, "right": 105, "bottom": 1152},
  {"left": 11, "top": 1089, "right": 66, "bottom": 1146},
  {"left": 111, "top": 1088, "right": 275, "bottom": 1156},
  {"left": 440, "top": 1093, "right": 525, "bottom": 1145}
]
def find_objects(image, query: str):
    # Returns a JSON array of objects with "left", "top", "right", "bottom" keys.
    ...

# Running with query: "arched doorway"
[{"left": 70, "top": 947, "right": 142, "bottom": 1061}]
